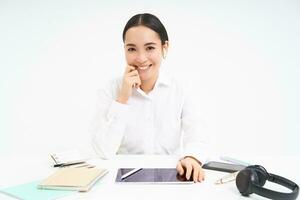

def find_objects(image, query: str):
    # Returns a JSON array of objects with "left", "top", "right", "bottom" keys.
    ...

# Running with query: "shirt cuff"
[{"left": 181, "top": 147, "right": 210, "bottom": 165}]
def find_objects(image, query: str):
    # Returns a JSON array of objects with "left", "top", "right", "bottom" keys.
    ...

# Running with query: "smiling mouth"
[{"left": 135, "top": 64, "right": 152, "bottom": 71}]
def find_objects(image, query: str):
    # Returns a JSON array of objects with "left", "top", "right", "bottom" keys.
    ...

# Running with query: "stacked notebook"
[
  {"left": 0, "top": 180, "right": 75, "bottom": 200},
  {"left": 38, "top": 166, "right": 108, "bottom": 192},
  {"left": 50, "top": 150, "right": 89, "bottom": 167}
]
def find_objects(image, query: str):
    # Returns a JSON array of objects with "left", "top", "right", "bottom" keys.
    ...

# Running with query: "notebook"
[
  {"left": 50, "top": 150, "right": 89, "bottom": 167},
  {"left": 0, "top": 180, "right": 74, "bottom": 200},
  {"left": 38, "top": 166, "right": 108, "bottom": 192}
]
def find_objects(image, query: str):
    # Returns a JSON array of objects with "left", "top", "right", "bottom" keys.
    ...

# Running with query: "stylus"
[
  {"left": 220, "top": 156, "right": 251, "bottom": 166},
  {"left": 121, "top": 168, "right": 143, "bottom": 180}
]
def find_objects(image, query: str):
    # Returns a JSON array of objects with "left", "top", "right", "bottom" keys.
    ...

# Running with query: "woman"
[{"left": 91, "top": 13, "right": 208, "bottom": 182}]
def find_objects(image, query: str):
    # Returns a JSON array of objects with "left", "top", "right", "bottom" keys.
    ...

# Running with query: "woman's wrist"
[
  {"left": 116, "top": 89, "right": 130, "bottom": 103},
  {"left": 182, "top": 156, "right": 202, "bottom": 166},
  {"left": 116, "top": 96, "right": 128, "bottom": 104}
]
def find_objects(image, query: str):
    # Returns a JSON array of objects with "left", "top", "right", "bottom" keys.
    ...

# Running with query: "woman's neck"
[{"left": 140, "top": 74, "right": 159, "bottom": 94}]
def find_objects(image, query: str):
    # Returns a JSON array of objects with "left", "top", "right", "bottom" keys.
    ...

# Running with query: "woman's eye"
[
  {"left": 146, "top": 46, "right": 155, "bottom": 51},
  {"left": 127, "top": 48, "right": 136, "bottom": 52}
]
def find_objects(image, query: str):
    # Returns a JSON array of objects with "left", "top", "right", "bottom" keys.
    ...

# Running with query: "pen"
[
  {"left": 121, "top": 168, "right": 143, "bottom": 180},
  {"left": 215, "top": 171, "right": 239, "bottom": 185},
  {"left": 220, "top": 156, "right": 251, "bottom": 166},
  {"left": 53, "top": 161, "right": 85, "bottom": 168}
]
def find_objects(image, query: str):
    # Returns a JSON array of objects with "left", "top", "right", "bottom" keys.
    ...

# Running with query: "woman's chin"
[{"left": 138, "top": 72, "right": 150, "bottom": 81}]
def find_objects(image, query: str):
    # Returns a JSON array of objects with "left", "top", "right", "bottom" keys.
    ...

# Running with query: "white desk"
[{"left": 0, "top": 153, "right": 299, "bottom": 200}]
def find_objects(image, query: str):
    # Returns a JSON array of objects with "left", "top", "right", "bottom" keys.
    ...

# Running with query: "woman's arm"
[
  {"left": 90, "top": 65, "right": 141, "bottom": 159},
  {"left": 90, "top": 81, "right": 129, "bottom": 159},
  {"left": 177, "top": 86, "right": 210, "bottom": 182},
  {"left": 180, "top": 89, "right": 209, "bottom": 164}
]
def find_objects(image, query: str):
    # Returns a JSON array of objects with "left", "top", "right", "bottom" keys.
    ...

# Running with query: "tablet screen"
[{"left": 115, "top": 168, "right": 193, "bottom": 184}]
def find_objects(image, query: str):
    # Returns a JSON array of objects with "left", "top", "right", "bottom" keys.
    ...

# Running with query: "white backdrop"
[{"left": 1, "top": 0, "right": 299, "bottom": 158}]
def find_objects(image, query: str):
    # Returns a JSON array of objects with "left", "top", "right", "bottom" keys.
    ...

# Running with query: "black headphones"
[{"left": 236, "top": 165, "right": 299, "bottom": 200}]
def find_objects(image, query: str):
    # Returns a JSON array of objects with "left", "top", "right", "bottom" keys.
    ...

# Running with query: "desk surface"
[{"left": 0, "top": 153, "right": 299, "bottom": 200}]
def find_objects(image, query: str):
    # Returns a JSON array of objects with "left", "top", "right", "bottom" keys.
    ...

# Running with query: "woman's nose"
[{"left": 135, "top": 52, "right": 147, "bottom": 63}]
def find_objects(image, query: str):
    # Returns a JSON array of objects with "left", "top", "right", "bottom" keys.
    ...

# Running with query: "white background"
[{"left": 0, "top": 0, "right": 299, "bottom": 158}]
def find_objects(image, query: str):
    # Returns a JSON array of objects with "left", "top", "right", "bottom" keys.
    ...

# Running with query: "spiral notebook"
[{"left": 50, "top": 150, "right": 89, "bottom": 167}]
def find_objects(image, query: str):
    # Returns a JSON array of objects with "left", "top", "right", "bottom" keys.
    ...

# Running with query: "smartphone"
[{"left": 202, "top": 161, "right": 246, "bottom": 173}]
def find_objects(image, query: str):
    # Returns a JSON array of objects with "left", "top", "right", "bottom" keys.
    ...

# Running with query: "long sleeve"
[
  {"left": 180, "top": 88, "right": 210, "bottom": 164},
  {"left": 90, "top": 79, "right": 129, "bottom": 159}
]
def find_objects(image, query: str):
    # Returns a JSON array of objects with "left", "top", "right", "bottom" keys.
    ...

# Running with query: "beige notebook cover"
[{"left": 38, "top": 167, "right": 108, "bottom": 192}]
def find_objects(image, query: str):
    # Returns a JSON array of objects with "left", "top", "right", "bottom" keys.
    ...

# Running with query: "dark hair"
[{"left": 122, "top": 13, "right": 169, "bottom": 45}]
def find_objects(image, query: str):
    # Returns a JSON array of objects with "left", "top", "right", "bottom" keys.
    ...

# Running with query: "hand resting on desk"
[{"left": 176, "top": 156, "right": 205, "bottom": 183}]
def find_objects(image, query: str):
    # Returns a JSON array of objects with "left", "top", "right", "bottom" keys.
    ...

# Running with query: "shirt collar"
[
  {"left": 134, "top": 70, "right": 171, "bottom": 98},
  {"left": 155, "top": 69, "right": 171, "bottom": 87}
]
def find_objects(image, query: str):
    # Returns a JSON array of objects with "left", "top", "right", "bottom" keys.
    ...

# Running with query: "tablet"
[{"left": 115, "top": 168, "right": 194, "bottom": 184}]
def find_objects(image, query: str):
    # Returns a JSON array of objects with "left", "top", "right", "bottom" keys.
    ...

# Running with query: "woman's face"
[{"left": 124, "top": 25, "right": 168, "bottom": 83}]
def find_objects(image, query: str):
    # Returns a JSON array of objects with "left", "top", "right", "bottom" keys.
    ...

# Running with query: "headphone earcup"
[
  {"left": 236, "top": 168, "right": 259, "bottom": 196},
  {"left": 254, "top": 165, "right": 269, "bottom": 186},
  {"left": 246, "top": 165, "right": 269, "bottom": 186}
]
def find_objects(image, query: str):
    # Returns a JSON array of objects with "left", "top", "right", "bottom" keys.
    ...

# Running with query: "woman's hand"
[
  {"left": 176, "top": 156, "right": 205, "bottom": 183},
  {"left": 117, "top": 65, "right": 141, "bottom": 104}
]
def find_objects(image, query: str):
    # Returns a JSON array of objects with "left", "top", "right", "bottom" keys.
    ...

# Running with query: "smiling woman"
[
  {"left": 90, "top": 13, "right": 209, "bottom": 183},
  {"left": 121, "top": 25, "right": 166, "bottom": 95},
  {"left": 124, "top": 26, "right": 164, "bottom": 89},
  {"left": 121, "top": 13, "right": 169, "bottom": 95}
]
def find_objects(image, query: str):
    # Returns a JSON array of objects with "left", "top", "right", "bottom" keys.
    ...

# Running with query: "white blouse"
[{"left": 90, "top": 71, "right": 209, "bottom": 163}]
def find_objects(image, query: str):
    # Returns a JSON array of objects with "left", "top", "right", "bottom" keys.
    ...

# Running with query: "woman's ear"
[{"left": 162, "top": 41, "right": 169, "bottom": 59}]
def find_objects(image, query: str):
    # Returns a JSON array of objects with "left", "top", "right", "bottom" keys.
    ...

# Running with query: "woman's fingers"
[
  {"left": 176, "top": 161, "right": 185, "bottom": 176},
  {"left": 127, "top": 69, "right": 139, "bottom": 77},
  {"left": 184, "top": 161, "right": 192, "bottom": 180},
  {"left": 117, "top": 65, "right": 140, "bottom": 104},
  {"left": 193, "top": 164, "right": 200, "bottom": 182},
  {"left": 124, "top": 67, "right": 141, "bottom": 88},
  {"left": 133, "top": 76, "right": 141, "bottom": 88},
  {"left": 125, "top": 65, "right": 136, "bottom": 73},
  {"left": 130, "top": 71, "right": 141, "bottom": 87},
  {"left": 193, "top": 164, "right": 205, "bottom": 182},
  {"left": 198, "top": 167, "right": 205, "bottom": 182},
  {"left": 179, "top": 157, "right": 205, "bottom": 183}
]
